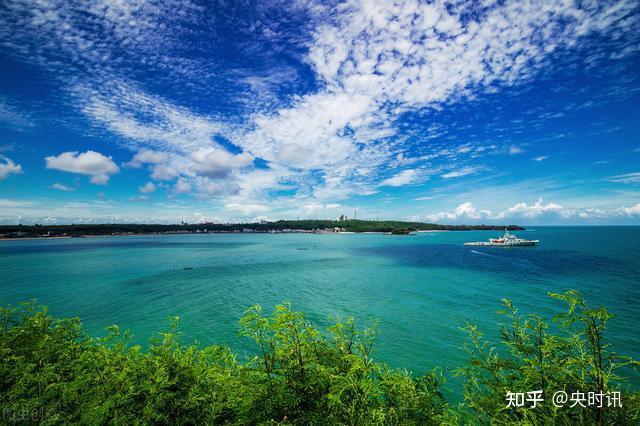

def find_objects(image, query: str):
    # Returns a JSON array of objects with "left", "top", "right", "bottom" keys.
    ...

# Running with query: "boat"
[{"left": 464, "top": 229, "right": 539, "bottom": 247}]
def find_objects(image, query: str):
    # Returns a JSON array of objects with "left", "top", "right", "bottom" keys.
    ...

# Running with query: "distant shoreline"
[
  {"left": 0, "top": 230, "right": 450, "bottom": 241},
  {"left": 0, "top": 220, "right": 524, "bottom": 240}
]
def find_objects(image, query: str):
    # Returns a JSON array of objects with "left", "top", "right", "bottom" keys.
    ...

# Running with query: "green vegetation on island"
[
  {"left": 1, "top": 291, "right": 638, "bottom": 424},
  {"left": 0, "top": 220, "right": 524, "bottom": 239},
  {"left": 389, "top": 228, "right": 415, "bottom": 235}
]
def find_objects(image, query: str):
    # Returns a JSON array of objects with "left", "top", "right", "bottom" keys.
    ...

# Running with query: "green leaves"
[
  {"left": 456, "top": 290, "right": 640, "bottom": 424},
  {"left": 0, "top": 293, "right": 638, "bottom": 424}
]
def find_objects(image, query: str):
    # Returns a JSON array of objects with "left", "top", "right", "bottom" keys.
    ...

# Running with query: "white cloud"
[
  {"left": 0, "top": 197, "right": 229, "bottom": 225},
  {"left": 0, "top": 155, "right": 22, "bottom": 180},
  {"left": 609, "top": 172, "right": 640, "bottom": 184},
  {"left": 496, "top": 197, "right": 564, "bottom": 219},
  {"left": 79, "top": 83, "right": 222, "bottom": 154},
  {"left": 90, "top": 174, "right": 110, "bottom": 185},
  {"left": 0, "top": 97, "right": 34, "bottom": 130},
  {"left": 509, "top": 146, "right": 524, "bottom": 155},
  {"left": 234, "top": 0, "right": 638, "bottom": 201},
  {"left": 195, "top": 178, "right": 240, "bottom": 197},
  {"left": 576, "top": 208, "right": 608, "bottom": 219},
  {"left": 49, "top": 183, "right": 75, "bottom": 192},
  {"left": 126, "top": 150, "right": 170, "bottom": 168},
  {"left": 616, "top": 203, "right": 640, "bottom": 216},
  {"left": 129, "top": 195, "right": 150, "bottom": 202},
  {"left": 151, "top": 164, "right": 179, "bottom": 181},
  {"left": 76, "top": 83, "right": 259, "bottom": 198},
  {"left": 224, "top": 202, "right": 270, "bottom": 216},
  {"left": 425, "top": 198, "right": 581, "bottom": 223},
  {"left": 0, "top": 0, "right": 203, "bottom": 82},
  {"left": 532, "top": 155, "right": 549, "bottom": 162},
  {"left": 0, "top": 198, "right": 36, "bottom": 209},
  {"left": 307, "top": 0, "right": 632, "bottom": 130},
  {"left": 426, "top": 202, "right": 492, "bottom": 222},
  {"left": 191, "top": 148, "right": 254, "bottom": 179},
  {"left": 138, "top": 182, "right": 156, "bottom": 194},
  {"left": 441, "top": 166, "right": 482, "bottom": 179},
  {"left": 243, "top": 91, "right": 374, "bottom": 170},
  {"left": 379, "top": 169, "right": 420, "bottom": 187},
  {"left": 298, "top": 202, "right": 342, "bottom": 217},
  {"left": 172, "top": 178, "right": 191, "bottom": 194},
  {"left": 45, "top": 150, "right": 119, "bottom": 185}
]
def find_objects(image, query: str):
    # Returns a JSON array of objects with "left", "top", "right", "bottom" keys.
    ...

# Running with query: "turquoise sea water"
[{"left": 1, "top": 227, "right": 639, "bottom": 395}]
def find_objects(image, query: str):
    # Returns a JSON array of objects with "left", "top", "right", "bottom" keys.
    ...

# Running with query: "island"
[{"left": 0, "top": 220, "right": 524, "bottom": 239}]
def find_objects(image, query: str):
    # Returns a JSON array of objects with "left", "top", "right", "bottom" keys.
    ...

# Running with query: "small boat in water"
[{"left": 464, "top": 229, "right": 539, "bottom": 247}]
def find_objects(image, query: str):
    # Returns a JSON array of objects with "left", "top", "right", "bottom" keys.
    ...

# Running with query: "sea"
[{"left": 1, "top": 226, "right": 639, "bottom": 397}]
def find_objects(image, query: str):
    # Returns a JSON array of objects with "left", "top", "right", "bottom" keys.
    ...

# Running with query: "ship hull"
[{"left": 464, "top": 241, "right": 538, "bottom": 246}]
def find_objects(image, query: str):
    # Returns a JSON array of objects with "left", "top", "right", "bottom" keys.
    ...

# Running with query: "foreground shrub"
[
  {"left": 0, "top": 291, "right": 638, "bottom": 424},
  {"left": 454, "top": 291, "right": 640, "bottom": 425}
]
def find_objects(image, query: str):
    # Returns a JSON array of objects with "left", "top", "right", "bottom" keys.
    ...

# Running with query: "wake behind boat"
[{"left": 464, "top": 229, "right": 539, "bottom": 247}]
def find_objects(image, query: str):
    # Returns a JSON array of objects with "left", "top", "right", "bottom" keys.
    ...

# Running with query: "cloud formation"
[
  {"left": 426, "top": 202, "right": 491, "bottom": 222},
  {"left": 609, "top": 172, "right": 640, "bottom": 184},
  {"left": 17, "top": 0, "right": 632, "bottom": 208},
  {"left": 0, "top": 155, "right": 22, "bottom": 180},
  {"left": 49, "top": 183, "right": 75, "bottom": 192},
  {"left": 380, "top": 169, "right": 420, "bottom": 187},
  {"left": 495, "top": 198, "right": 565, "bottom": 219},
  {"left": 126, "top": 150, "right": 170, "bottom": 168},
  {"left": 616, "top": 203, "right": 640, "bottom": 216},
  {"left": 425, "top": 198, "right": 640, "bottom": 223},
  {"left": 532, "top": 156, "right": 549, "bottom": 162},
  {"left": 0, "top": 0, "right": 638, "bottom": 222},
  {"left": 0, "top": 97, "right": 34, "bottom": 130},
  {"left": 45, "top": 150, "right": 119, "bottom": 185},
  {"left": 138, "top": 182, "right": 156, "bottom": 194},
  {"left": 441, "top": 166, "right": 483, "bottom": 179},
  {"left": 191, "top": 148, "right": 254, "bottom": 179}
]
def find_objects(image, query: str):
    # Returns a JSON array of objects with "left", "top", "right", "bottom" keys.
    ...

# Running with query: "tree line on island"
[
  {"left": 0, "top": 291, "right": 638, "bottom": 424},
  {"left": 0, "top": 220, "right": 524, "bottom": 238}
]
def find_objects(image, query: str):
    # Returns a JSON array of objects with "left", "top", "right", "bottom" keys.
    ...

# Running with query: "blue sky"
[{"left": 0, "top": 0, "right": 639, "bottom": 225}]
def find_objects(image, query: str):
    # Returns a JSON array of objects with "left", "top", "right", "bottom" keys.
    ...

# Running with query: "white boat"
[{"left": 464, "top": 229, "right": 538, "bottom": 247}]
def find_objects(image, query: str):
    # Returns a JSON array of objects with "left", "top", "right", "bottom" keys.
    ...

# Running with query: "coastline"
[
  {"left": 0, "top": 220, "right": 523, "bottom": 241},
  {"left": 0, "top": 236, "right": 73, "bottom": 241},
  {"left": 0, "top": 230, "right": 417, "bottom": 241}
]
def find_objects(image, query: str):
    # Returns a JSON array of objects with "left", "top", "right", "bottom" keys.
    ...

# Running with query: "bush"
[
  {"left": 0, "top": 291, "right": 638, "bottom": 424},
  {"left": 454, "top": 291, "right": 640, "bottom": 425}
]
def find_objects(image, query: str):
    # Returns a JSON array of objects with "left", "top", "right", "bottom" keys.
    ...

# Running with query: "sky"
[{"left": 0, "top": 0, "right": 639, "bottom": 225}]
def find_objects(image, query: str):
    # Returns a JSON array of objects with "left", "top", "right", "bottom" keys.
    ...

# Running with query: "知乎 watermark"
[
  {"left": 2, "top": 407, "right": 61, "bottom": 423},
  {"left": 506, "top": 390, "right": 622, "bottom": 409}
]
